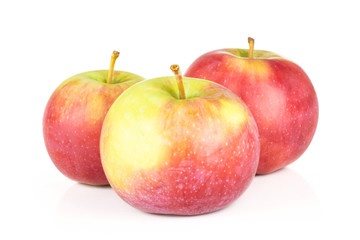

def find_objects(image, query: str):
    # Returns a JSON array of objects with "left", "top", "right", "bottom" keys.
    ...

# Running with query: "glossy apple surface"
[
  {"left": 185, "top": 48, "right": 318, "bottom": 174},
  {"left": 100, "top": 76, "right": 260, "bottom": 215},
  {"left": 43, "top": 70, "right": 144, "bottom": 185}
]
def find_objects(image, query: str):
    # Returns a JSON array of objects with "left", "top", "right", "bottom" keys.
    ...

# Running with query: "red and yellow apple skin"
[
  {"left": 185, "top": 49, "right": 319, "bottom": 174},
  {"left": 43, "top": 70, "right": 144, "bottom": 185},
  {"left": 100, "top": 77, "right": 260, "bottom": 215}
]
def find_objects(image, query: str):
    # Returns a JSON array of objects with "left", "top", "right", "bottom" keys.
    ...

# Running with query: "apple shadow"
[
  {"left": 56, "top": 183, "right": 145, "bottom": 222},
  {"left": 56, "top": 168, "right": 321, "bottom": 221},
  {"left": 227, "top": 167, "right": 322, "bottom": 219}
]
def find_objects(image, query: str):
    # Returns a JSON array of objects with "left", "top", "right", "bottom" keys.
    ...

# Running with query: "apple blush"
[
  {"left": 185, "top": 38, "right": 319, "bottom": 174},
  {"left": 100, "top": 65, "right": 260, "bottom": 215},
  {"left": 43, "top": 51, "right": 144, "bottom": 185}
]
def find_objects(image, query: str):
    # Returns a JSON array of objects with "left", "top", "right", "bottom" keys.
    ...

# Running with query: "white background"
[{"left": 1, "top": 0, "right": 359, "bottom": 239}]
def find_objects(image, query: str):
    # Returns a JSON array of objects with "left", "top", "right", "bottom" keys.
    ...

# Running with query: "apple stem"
[
  {"left": 107, "top": 51, "right": 120, "bottom": 84},
  {"left": 248, "top": 37, "right": 255, "bottom": 59},
  {"left": 170, "top": 64, "right": 186, "bottom": 100}
]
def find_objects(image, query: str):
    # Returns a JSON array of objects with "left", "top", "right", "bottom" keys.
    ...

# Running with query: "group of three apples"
[{"left": 43, "top": 38, "right": 318, "bottom": 215}]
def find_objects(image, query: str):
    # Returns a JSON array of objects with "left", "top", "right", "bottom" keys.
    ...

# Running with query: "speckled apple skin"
[
  {"left": 43, "top": 70, "right": 144, "bottom": 185},
  {"left": 100, "top": 77, "right": 260, "bottom": 215},
  {"left": 185, "top": 49, "right": 319, "bottom": 174}
]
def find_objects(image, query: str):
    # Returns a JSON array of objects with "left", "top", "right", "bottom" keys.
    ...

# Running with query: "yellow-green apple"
[
  {"left": 43, "top": 51, "right": 144, "bottom": 185},
  {"left": 185, "top": 38, "right": 319, "bottom": 174},
  {"left": 100, "top": 65, "right": 260, "bottom": 215}
]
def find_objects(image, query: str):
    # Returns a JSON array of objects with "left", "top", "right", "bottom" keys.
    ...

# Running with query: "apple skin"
[
  {"left": 100, "top": 76, "right": 260, "bottom": 215},
  {"left": 185, "top": 49, "right": 318, "bottom": 174},
  {"left": 43, "top": 70, "right": 144, "bottom": 185}
]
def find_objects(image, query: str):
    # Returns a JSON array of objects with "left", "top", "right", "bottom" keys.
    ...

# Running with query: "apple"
[
  {"left": 43, "top": 51, "right": 144, "bottom": 185},
  {"left": 185, "top": 38, "right": 319, "bottom": 174},
  {"left": 100, "top": 65, "right": 260, "bottom": 215}
]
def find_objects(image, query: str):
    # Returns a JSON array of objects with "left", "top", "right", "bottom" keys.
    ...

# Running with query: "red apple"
[
  {"left": 100, "top": 65, "right": 260, "bottom": 215},
  {"left": 43, "top": 51, "right": 144, "bottom": 185},
  {"left": 185, "top": 38, "right": 318, "bottom": 174}
]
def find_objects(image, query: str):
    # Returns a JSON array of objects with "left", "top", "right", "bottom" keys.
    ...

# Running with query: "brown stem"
[
  {"left": 170, "top": 64, "right": 186, "bottom": 99},
  {"left": 248, "top": 37, "right": 255, "bottom": 59},
  {"left": 107, "top": 51, "right": 120, "bottom": 84}
]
